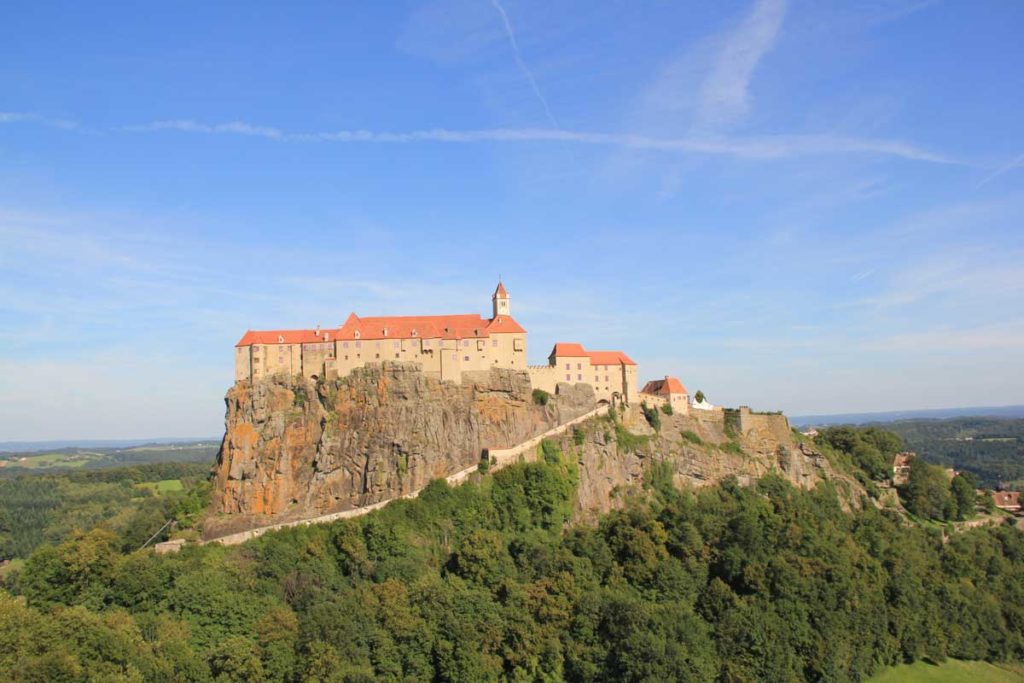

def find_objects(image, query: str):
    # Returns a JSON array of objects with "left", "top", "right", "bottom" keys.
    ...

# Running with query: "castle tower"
[{"left": 492, "top": 281, "right": 510, "bottom": 318}]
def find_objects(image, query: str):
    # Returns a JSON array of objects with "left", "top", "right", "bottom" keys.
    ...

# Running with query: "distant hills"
[
  {"left": 790, "top": 405, "right": 1024, "bottom": 427},
  {"left": 0, "top": 437, "right": 219, "bottom": 454}
]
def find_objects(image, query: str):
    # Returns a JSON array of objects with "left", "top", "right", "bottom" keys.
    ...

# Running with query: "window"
[
  {"left": 344, "top": 356, "right": 348, "bottom": 361},
  {"left": 605, "top": 376, "right": 609, "bottom": 382},
  {"left": 393, "top": 341, "right": 400, "bottom": 348},
  {"left": 566, "top": 374, "right": 571, "bottom": 381},
  {"left": 514, "top": 338, "right": 524, "bottom": 351},
  {"left": 464, "top": 355, "right": 470, "bottom": 361},
  {"left": 423, "top": 340, "right": 430, "bottom": 348},
  {"left": 375, "top": 353, "right": 380, "bottom": 359},
  {"left": 343, "top": 341, "right": 349, "bottom": 349},
  {"left": 355, "top": 341, "right": 361, "bottom": 349},
  {"left": 578, "top": 374, "right": 583, "bottom": 381},
  {"left": 477, "top": 339, "right": 485, "bottom": 350},
  {"left": 395, "top": 354, "right": 399, "bottom": 359},
  {"left": 491, "top": 339, "right": 498, "bottom": 347},
  {"left": 565, "top": 363, "right": 570, "bottom": 370},
  {"left": 354, "top": 331, "right": 360, "bottom": 339},
  {"left": 462, "top": 340, "right": 469, "bottom": 347},
  {"left": 375, "top": 341, "right": 381, "bottom": 349},
  {"left": 411, "top": 329, "right": 418, "bottom": 337},
  {"left": 577, "top": 363, "right": 582, "bottom": 370}
]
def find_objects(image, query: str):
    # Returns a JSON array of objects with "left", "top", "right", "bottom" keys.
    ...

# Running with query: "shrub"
[
  {"left": 532, "top": 389, "right": 550, "bottom": 406},
  {"left": 681, "top": 430, "right": 703, "bottom": 445},
  {"left": 615, "top": 425, "right": 650, "bottom": 452},
  {"left": 540, "top": 439, "right": 562, "bottom": 465},
  {"left": 572, "top": 427, "right": 585, "bottom": 446},
  {"left": 660, "top": 402, "right": 673, "bottom": 416},
  {"left": 694, "top": 390, "right": 705, "bottom": 404},
  {"left": 641, "top": 402, "right": 661, "bottom": 431},
  {"left": 478, "top": 453, "right": 490, "bottom": 474},
  {"left": 720, "top": 441, "right": 744, "bottom": 456}
]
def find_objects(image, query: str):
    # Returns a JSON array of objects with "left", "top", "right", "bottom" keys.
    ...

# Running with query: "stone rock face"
[
  {"left": 206, "top": 364, "right": 594, "bottom": 539},
  {"left": 556, "top": 406, "right": 864, "bottom": 521}
]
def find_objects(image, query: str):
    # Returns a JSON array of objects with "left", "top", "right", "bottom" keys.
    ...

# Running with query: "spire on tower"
[{"left": 492, "top": 280, "right": 510, "bottom": 317}]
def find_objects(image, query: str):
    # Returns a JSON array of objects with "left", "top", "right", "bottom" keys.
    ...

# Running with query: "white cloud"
[
  {"left": 0, "top": 111, "right": 80, "bottom": 130},
  {"left": 489, "top": 0, "right": 559, "bottom": 128},
  {"left": 868, "top": 323, "right": 1024, "bottom": 352},
  {"left": 695, "top": 0, "right": 787, "bottom": 130},
  {"left": 975, "top": 152, "right": 1024, "bottom": 189},
  {"left": 123, "top": 119, "right": 954, "bottom": 163}
]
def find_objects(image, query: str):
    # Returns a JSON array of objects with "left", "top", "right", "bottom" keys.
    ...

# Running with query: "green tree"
[
  {"left": 949, "top": 472, "right": 977, "bottom": 520},
  {"left": 901, "top": 461, "right": 955, "bottom": 520}
]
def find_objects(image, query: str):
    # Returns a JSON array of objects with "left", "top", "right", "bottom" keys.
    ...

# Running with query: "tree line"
[{"left": 0, "top": 432, "right": 1022, "bottom": 681}]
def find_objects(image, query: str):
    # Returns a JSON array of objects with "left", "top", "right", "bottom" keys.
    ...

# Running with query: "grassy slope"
[{"left": 869, "top": 659, "right": 1024, "bottom": 683}]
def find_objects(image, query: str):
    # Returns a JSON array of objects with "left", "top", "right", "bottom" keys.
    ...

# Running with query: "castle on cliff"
[{"left": 235, "top": 282, "right": 689, "bottom": 409}]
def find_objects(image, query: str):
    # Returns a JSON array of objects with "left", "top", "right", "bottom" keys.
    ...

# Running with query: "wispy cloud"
[
  {"left": 488, "top": 0, "right": 559, "bottom": 128},
  {"left": 0, "top": 111, "right": 80, "bottom": 130},
  {"left": 695, "top": 0, "right": 787, "bottom": 130},
  {"left": 123, "top": 119, "right": 954, "bottom": 163},
  {"left": 868, "top": 322, "right": 1024, "bottom": 352},
  {"left": 975, "top": 152, "right": 1024, "bottom": 189}
]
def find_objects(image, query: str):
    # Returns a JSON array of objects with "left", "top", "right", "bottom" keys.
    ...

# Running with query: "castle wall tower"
[{"left": 492, "top": 281, "right": 510, "bottom": 318}]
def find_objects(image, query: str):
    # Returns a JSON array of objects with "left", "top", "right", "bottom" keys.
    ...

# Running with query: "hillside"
[
  {"left": 3, "top": 443, "right": 1023, "bottom": 681},
  {"left": 878, "top": 417, "right": 1024, "bottom": 489},
  {"left": 0, "top": 440, "right": 219, "bottom": 476},
  {"left": 206, "top": 365, "right": 864, "bottom": 540}
]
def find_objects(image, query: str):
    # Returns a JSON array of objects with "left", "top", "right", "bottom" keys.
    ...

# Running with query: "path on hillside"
[{"left": 204, "top": 404, "right": 609, "bottom": 546}]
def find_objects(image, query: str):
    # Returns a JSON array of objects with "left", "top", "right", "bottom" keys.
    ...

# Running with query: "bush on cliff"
[
  {"left": 531, "top": 388, "right": 550, "bottom": 406},
  {"left": 641, "top": 401, "right": 661, "bottom": 431}
]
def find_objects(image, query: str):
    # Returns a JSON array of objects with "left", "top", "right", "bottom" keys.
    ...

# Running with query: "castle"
[{"left": 235, "top": 282, "right": 689, "bottom": 409}]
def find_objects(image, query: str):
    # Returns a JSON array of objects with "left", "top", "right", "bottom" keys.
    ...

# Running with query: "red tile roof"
[
  {"left": 493, "top": 281, "right": 508, "bottom": 297},
  {"left": 548, "top": 343, "right": 636, "bottom": 366},
  {"left": 587, "top": 350, "right": 636, "bottom": 366},
  {"left": 641, "top": 376, "right": 688, "bottom": 396},
  {"left": 550, "top": 342, "right": 587, "bottom": 357},
  {"left": 486, "top": 315, "right": 526, "bottom": 334},
  {"left": 235, "top": 329, "right": 327, "bottom": 347},
  {"left": 237, "top": 311, "right": 527, "bottom": 347},
  {"left": 993, "top": 491, "right": 1021, "bottom": 509}
]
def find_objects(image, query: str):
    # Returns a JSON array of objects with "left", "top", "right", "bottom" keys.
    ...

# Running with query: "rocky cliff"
[
  {"left": 205, "top": 364, "right": 594, "bottom": 539},
  {"left": 560, "top": 405, "right": 865, "bottom": 521}
]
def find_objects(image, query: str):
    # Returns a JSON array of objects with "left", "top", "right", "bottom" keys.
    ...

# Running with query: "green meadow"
[{"left": 870, "top": 659, "right": 1024, "bottom": 683}]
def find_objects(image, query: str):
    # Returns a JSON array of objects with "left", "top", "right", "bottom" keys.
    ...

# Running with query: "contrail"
[
  {"left": 489, "top": 0, "right": 559, "bottom": 128},
  {"left": 974, "top": 152, "right": 1024, "bottom": 189}
]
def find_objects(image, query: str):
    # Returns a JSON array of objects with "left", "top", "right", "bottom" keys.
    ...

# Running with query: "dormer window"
[
  {"left": 354, "top": 331, "right": 361, "bottom": 339},
  {"left": 411, "top": 329, "right": 418, "bottom": 337},
  {"left": 383, "top": 327, "right": 388, "bottom": 337},
  {"left": 278, "top": 335, "right": 284, "bottom": 343}
]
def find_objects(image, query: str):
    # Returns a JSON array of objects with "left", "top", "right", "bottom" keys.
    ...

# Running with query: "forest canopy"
[{"left": 1, "top": 427, "right": 1023, "bottom": 682}]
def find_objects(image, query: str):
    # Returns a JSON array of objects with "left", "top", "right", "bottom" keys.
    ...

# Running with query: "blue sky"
[{"left": 1, "top": 0, "right": 1022, "bottom": 440}]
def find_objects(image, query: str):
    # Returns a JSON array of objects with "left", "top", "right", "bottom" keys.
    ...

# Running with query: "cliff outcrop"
[
  {"left": 206, "top": 364, "right": 594, "bottom": 539},
  {"left": 561, "top": 406, "right": 864, "bottom": 521}
]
